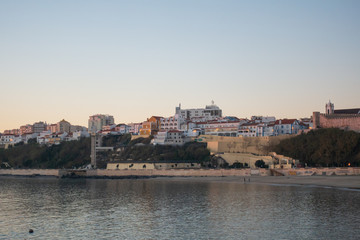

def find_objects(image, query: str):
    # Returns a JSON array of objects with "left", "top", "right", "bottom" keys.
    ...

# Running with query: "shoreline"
[
  {"left": 1, "top": 174, "right": 359, "bottom": 190},
  {"left": 148, "top": 175, "right": 360, "bottom": 190}
]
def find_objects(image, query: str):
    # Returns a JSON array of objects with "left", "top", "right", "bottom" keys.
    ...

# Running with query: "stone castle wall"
[{"left": 313, "top": 112, "right": 360, "bottom": 132}]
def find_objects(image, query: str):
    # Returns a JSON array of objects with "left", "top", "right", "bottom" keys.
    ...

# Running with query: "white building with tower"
[
  {"left": 160, "top": 114, "right": 185, "bottom": 131},
  {"left": 175, "top": 101, "right": 222, "bottom": 121}
]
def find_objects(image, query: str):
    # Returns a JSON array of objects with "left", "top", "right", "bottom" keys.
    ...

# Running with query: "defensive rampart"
[{"left": 313, "top": 112, "right": 360, "bottom": 132}]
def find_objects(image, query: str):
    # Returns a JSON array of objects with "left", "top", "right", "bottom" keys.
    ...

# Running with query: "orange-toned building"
[{"left": 139, "top": 116, "right": 163, "bottom": 136}]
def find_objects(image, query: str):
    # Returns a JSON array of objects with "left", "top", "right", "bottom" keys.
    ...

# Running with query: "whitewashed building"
[
  {"left": 68, "top": 131, "right": 90, "bottom": 141},
  {"left": 274, "top": 119, "right": 300, "bottom": 136},
  {"left": 201, "top": 120, "right": 243, "bottom": 137},
  {"left": 128, "top": 123, "right": 142, "bottom": 135},
  {"left": 251, "top": 116, "right": 276, "bottom": 123},
  {"left": 175, "top": 101, "right": 222, "bottom": 121},
  {"left": 152, "top": 130, "right": 190, "bottom": 146},
  {"left": 160, "top": 114, "right": 185, "bottom": 131},
  {"left": 0, "top": 134, "right": 22, "bottom": 145},
  {"left": 115, "top": 124, "right": 131, "bottom": 134},
  {"left": 21, "top": 132, "right": 39, "bottom": 143}
]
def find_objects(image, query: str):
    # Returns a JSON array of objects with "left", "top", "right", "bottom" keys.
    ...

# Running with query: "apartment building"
[{"left": 88, "top": 114, "right": 115, "bottom": 133}]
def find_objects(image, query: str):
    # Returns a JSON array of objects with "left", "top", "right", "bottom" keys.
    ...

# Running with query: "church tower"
[
  {"left": 175, "top": 103, "right": 181, "bottom": 115},
  {"left": 325, "top": 100, "right": 334, "bottom": 115}
]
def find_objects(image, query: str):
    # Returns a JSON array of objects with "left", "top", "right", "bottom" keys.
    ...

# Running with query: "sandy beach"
[{"left": 151, "top": 175, "right": 360, "bottom": 190}]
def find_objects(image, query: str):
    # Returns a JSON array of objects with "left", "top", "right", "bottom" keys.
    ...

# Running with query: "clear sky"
[{"left": 1, "top": 0, "right": 360, "bottom": 132}]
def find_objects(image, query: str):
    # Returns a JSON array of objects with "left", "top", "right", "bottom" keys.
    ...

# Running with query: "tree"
[
  {"left": 231, "top": 162, "right": 244, "bottom": 168},
  {"left": 272, "top": 129, "right": 360, "bottom": 167},
  {"left": 255, "top": 160, "right": 266, "bottom": 168}
]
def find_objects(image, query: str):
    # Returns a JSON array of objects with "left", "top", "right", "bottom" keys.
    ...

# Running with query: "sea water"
[{"left": 0, "top": 177, "right": 359, "bottom": 240}]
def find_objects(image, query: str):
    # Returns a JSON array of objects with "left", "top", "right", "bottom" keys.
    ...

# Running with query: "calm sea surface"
[{"left": 0, "top": 177, "right": 359, "bottom": 240}]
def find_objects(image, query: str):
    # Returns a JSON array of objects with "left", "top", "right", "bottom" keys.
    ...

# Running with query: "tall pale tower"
[{"left": 325, "top": 100, "right": 334, "bottom": 115}]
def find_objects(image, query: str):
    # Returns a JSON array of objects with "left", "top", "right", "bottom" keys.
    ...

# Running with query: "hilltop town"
[
  {"left": 2, "top": 100, "right": 360, "bottom": 145},
  {"left": 1, "top": 101, "right": 360, "bottom": 172}
]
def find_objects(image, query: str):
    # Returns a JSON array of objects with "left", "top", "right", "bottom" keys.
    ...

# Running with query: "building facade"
[
  {"left": 20, "top": 124, "right": 33, "bottom": 135},
  {"left": 88, "top": 114, "right": 115, "bottom": 133},
  {"left": 139, "top": 116, "right": 162, "bottom": 136},
  {"left": 152, "top": 130, "right": 190, "bottom": 145},
  {"left": 273, "top": 119, "right": 300, "bottom": 136},
  {"left": 128, "top": 123, "right": 142, "bottom": 135},
  {"left": 57, "top": 119, "right": 71, "bottom": 133},
  {"left": 160, "top": 114, "right": 184, "bottom": 131},
  {"left": 33, "top": 122, "right": 47, "bottom": 134},
  {"left": 176, "top": 101, "right": 222, "bottom": 121}
]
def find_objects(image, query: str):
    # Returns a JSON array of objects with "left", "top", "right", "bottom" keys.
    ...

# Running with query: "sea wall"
[
  {"left": 275, "top": 167, "right": 360, "bottom": 176},
  {"left": 1, "top": 168, "right": 359, "bottom": 178},
  {"left": 88, "top": 168, "right": 270, "bottom": 177},
  {"left": 0, "top": 169, "right": 59, "bottom": 177}
]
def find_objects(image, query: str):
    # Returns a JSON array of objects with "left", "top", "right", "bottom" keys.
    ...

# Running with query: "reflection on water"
[{"left": 0, "top": 177, "right": 359, "bottom": 240}]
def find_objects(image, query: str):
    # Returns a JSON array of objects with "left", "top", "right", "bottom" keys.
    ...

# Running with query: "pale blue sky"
[{"left": 1, "top": 0, "right": 360, "bottom": 131}]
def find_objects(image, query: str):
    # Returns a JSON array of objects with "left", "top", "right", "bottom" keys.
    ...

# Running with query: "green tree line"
[
  {"left": 0, "top": 138, "right": 91, "bottom": 169},
  {"left": 117, "top": 140, "right": 210, "bottom": 162},
  {"left": 273, "top": 128, "right": 360, "bottom": 167}
]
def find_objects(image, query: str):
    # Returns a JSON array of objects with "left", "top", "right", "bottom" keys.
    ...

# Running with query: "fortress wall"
[{"left": 315, "top": 113, "right": 360, "bottom": 132}]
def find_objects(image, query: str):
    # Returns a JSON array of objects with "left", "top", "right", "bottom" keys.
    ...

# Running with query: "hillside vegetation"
[
  {"left": 103, "top": 134, "right": 210, "bottom": 162},
  {"left": 273, "top": 128, "right": 360, "bottom": 167},
  {"left": 0, "top": 138, "right": 91, "bottom": 169},
  {"left": 0, "top": 134, "right": 210, "bottom": 169}
]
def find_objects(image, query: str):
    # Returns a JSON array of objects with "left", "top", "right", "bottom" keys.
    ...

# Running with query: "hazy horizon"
[{"left": 1, "top": 0, "right": 360, "bottom": 132}]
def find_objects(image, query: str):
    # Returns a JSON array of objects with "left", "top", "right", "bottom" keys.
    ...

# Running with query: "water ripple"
[{"left": 0, "top": 177, "right": 359, "bottom": 240}]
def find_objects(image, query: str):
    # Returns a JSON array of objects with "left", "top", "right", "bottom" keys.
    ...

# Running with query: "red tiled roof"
[
  {"left": 275, "top": 119, "right": 297, "bottom": 125},
  {"left": 334, "top": 108, "right": 360, "bottom": 114}
]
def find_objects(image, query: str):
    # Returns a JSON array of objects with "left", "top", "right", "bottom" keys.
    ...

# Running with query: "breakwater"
[{"left": 1, "top": 167, "right": 360, "bottom": 178}]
